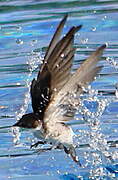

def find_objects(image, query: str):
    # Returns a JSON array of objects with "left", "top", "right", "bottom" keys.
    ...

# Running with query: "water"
[{"left": 0, "top": 0, "right": 118, "bottom": 179}]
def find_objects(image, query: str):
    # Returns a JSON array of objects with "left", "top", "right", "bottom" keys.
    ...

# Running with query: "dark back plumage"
[{"left": 30, "top": 15, "right": 82, "bottom": 120}]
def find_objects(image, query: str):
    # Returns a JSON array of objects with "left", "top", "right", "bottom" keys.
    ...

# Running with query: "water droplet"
[
  {"left": 16, "top": 82, "right": 21, "bottom": 86},
  {"left": 61, "top": 53, "right": 64, "bottom": 58},
  {"left": 115, "top": 83, "right": 118, "bottom": 98},
  {"left": 81, "top": 38, "right": 88, "bottom": 44},
  {"left": 11, "top": 126, "right": 21, "bottom": 144},
  {"left": 54, "top": 88, "right": 57, "bottom": 92},
  {"left": 106, "top": 57, "right": 118, "bottom": 69},
  {"left": 16, "top": 39, "right": 23, "bottom": 45},
  {"left": 92, "top": 27, "right": 96, "bottom": 32},
  {"left": 56, "top": 64, "right": 59, "bottom": 68},
  {"left": 102, "top": 15, "right": 107, "bottom": 21},
  {"left": 30, "top": 39, "right": 38, "bottom": 46},
  {"left": 90, "top": 167, "right": 106, "bottom": 178},
  {"left": 105, "top": 42, "right": 109, "bottom": 47}
]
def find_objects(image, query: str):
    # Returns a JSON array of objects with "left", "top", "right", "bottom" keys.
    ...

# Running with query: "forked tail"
[{"left": 64, "top": 145, "right": 81, "bottom": 166}]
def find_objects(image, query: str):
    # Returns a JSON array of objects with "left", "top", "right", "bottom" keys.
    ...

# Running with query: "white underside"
[{"left": 32, "top": 124, "right": 75, "bottom": 148}]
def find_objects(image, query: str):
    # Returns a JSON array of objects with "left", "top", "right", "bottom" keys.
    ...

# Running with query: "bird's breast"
[{"left": 45, "top": 122, "right": 74, "bottom": 146}]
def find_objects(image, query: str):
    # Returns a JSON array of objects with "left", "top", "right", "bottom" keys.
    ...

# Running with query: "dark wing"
[
  {"left": 30, "top": 16, "right": 82, "bottom": 119},
  {"left": 40, "top": 25, "right": 82, "bottom": 94},
  {"left": 44, "top": 45, "right": 106, "bottom": 123},
  {"left": 44, "top": 14, "right": 68, "bottom": 61},
  {"left": 30, "top": 66, "right": 51, "bottom": 118}
]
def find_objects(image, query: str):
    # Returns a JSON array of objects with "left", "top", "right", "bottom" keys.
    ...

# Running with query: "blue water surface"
[{"left": 0, "top": 0, "right": 118, "bottom": 179}]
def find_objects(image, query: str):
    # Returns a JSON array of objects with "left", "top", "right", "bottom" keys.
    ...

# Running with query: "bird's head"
[{"left": 13, "top": 113, "right": 42, "bottom": 129}]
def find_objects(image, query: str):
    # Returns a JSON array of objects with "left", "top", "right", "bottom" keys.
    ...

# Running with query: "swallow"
[{"left": 13, "top": 15, "right": 106, "bottom": 165}]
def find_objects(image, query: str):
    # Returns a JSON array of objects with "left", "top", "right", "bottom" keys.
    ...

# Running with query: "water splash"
[
  {"left": 16, "top": 50, "right": 43, "bottom": 121},
  {"left": 10, "top": 43, "right": 117, "bottom": 178},
  {"left": 106, "top": 56, "right": 118, "bottom": 70},
  {"left": 11, "top": 126, "right": 21, "bottom": 145},
  {"left": 12, "top": 48, "right": 44, "bottom": 145},
  {"left": 81, "top": 38, "right": 89, "bottom": 44},
  {"left": 74, "top": 84, "right": 116, "bottom": 177}
]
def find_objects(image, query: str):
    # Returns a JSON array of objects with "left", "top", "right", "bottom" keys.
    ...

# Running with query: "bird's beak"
[{"left": 0, "top": 125, "right": 12, "bottom": 129}]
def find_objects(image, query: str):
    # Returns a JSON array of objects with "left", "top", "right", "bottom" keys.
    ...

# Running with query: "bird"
[{"left": 13, "top": 15, "right": 106, "bottom": 165}]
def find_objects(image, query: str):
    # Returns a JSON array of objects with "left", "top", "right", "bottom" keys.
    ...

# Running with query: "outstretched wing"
[
  {"left": 44, "top": 45, "right": 106, "bottom": 123},
  {"left": 30, "top": 15, "right": 82, "bottom": 120},
  {"left": 44, "top": 14, "right": 68, "bottom": 61}
]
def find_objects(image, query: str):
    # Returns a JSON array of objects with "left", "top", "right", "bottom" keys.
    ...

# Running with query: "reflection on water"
[{"left": 0, "top": 0, "right": 118, "bottom": 179}]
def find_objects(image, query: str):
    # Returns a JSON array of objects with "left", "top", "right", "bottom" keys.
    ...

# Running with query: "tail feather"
[{"left": 64, "top": 146, "right": 81, "bottom": 166}]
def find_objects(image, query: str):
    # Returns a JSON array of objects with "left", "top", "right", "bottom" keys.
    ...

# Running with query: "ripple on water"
[{"left": 0, "top": 0, "right": 118, "bottom": 179}]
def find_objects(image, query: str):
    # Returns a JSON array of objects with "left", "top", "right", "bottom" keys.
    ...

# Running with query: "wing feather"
[
  {"left": 30, "top": 16, "right": 82, "bottom": 117},
  {"left": 44, "top": 45, "right": 106, "bottom": 123},
  {"left": 58, "top": 44, "right": 106, "bottom": 95},
  {"left": 44, "top": 14, "right": 68, "bottom": 61}
]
